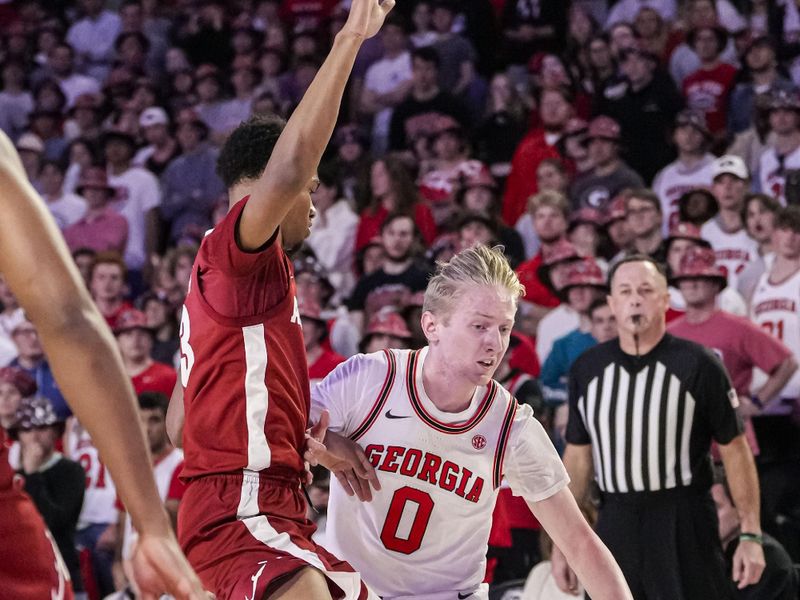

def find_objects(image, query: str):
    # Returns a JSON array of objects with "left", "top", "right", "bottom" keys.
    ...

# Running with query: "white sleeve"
[
  {"left": 310, "top": 351, "right": 391, "bottom": 437},
  {"left": 141, "top": 170, "right": 162, "bottom": 211},
  {"left": 504, "top": 403, "right": 569, "bottom": 503}
]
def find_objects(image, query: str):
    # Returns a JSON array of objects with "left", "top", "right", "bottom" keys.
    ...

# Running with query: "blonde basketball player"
[{"left": 310, "top": 246, "right": 631, "bottom": 600}]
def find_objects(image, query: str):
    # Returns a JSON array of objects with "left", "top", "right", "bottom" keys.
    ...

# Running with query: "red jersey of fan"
[
  {"left": 682, "top": 63, "right": 737, "bottom": 135},
  {"left": 516, "top": 252, "right": 560, "bottom": 308},
  {"left": 179, "top": 196, "right": 309, "bottom": 480},
  {"left": 502, "top": 129, "right": 562, "bottom": 226},
  {"left": 0, "top": 434, "right": 74, "bottom": 598},
  {"left": 308, "top": 348, "right": 345, "bottom": 385},
  {"left": 132, "top": 361, "right": 177, "bottom": 397}
]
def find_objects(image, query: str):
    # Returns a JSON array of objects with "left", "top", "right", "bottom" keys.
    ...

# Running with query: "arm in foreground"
[
  {"left": 0, "top": 130, "right": 206, "bottom": 600},
  {"left": 531, "top": 488, "right": 632, "bottom": 600}
]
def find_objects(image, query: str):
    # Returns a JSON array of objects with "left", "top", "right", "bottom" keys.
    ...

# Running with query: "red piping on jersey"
[
  {"left": 405, "top": 350, "right": 497, "bottom": 434},
  {"left": 350, "top": 350, "right": 397, "bottom": 442},
  {"left": 492, "top": 397, "right": 518, "bottom": 489}
]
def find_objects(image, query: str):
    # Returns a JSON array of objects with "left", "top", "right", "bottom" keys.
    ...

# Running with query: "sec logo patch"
[{"left": 472, "top": 434, "right": 487, "bottom": 450}]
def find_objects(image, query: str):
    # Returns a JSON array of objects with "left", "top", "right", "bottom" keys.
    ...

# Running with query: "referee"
[{"left": 551, "top": 255, "right": 765, "bottom": 599}]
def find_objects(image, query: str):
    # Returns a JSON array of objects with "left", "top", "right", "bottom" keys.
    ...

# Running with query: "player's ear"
[{"left": 420, "top": 310, "right": 438, "bottom": 343}]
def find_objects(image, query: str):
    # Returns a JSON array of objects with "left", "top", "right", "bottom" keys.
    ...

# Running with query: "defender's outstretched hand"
[{"left": 342, "top": 0, "right": 396, "bottom": 40}]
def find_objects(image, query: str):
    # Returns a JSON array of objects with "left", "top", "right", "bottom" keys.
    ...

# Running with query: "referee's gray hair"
[{"left": 423, "top": 245, "right": 525, "bottom": 319}]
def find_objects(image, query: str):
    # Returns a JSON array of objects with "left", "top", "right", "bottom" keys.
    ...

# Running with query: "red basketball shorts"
[
  {"left": 178, "top": 470, "right": 375, "bottom": 600},
  {"left": 0, "top": 480, "right": 74, "bottom": 599}
]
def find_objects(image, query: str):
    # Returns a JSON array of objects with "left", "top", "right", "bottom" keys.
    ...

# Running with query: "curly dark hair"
[{"left": 216, "top": 114, "right": 287, "bottom": 189}]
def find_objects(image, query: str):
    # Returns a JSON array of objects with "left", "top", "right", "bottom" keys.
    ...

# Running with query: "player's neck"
[{"left": 421, "top": 353, "right": 475, "bottom": 413}]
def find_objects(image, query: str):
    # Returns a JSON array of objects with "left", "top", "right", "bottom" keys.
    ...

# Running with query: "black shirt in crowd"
[
  {"left": 567, "top": 334, "right": 743, "bottom": 494},
  {"left": 19, "top": 455, "right": 86, "bottom": 592},
  {"left": 594, "top": 70, "right": 685, "bottom": 184}
]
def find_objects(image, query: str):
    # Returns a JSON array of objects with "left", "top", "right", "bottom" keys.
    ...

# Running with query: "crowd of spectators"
[{"left": 2, "top": 0, "right": 800, "bottom": 597}]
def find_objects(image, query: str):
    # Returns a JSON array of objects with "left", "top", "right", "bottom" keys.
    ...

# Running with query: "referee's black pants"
[{"left": 590, "top": 486, "right": 735, "bottom": 600}]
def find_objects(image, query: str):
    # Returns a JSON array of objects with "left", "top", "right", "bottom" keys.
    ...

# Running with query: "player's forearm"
[
  {"left": 40, "top": 314, "right": 172, "bottom": 535},
  {"left": 719, "top": 434, "right": 762, "bottom": 534},
  {"left": 564, "top": 528, "right": 632, "bottom": 600},
  {"left": 258, "top": 32, "right": 363, "bottom": 197},
  {"left": 563, "top": 443, "right": 592, "bottom": 504},
  {"left": 757, "top": 356, "right": 797, "bottom": 405},
  {"left": 166, "top": 380, "right": 185, "bottom": 448}
]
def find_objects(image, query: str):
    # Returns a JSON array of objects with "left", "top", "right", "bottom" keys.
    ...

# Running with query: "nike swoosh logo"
[
  {"left": 385, "top": 410, "right": 411, "bottom": 419},
  {"left": 458, "top": 594, "right": 473, "bottom": 599}
]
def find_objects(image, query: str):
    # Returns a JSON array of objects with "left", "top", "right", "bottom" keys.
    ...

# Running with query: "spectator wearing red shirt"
[
  {"left": 682, "top": 25, "right": 737, "bottom": 142},
  {"left": 114, "top": 308, "right": 176, "bottom": 397},
  {"left": 668, "top": 246, "right": 797, "bottom": 459},
  {"left": 299, "top": 297, "right": 345, "bottom": 385},
  {"left": 63, "top": 167, "right": 128, "bottom": 255},
  {"left": 669, "top": 246, "right": 796, "bottom": 409},
  {"left": 88, "top": 252, "right": 133, "bottom": 329},
  {"left": 515, "top": 190, "right": 571, "bottom": 319},
  {"left": 355, "top": 156, "right": 437, "bottom": 251},
  {"left": 502, "top": 87, "right": 572, "bottom": 226}
]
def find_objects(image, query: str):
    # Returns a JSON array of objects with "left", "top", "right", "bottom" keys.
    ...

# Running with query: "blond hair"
[
  {"left": 527, "top": 189, "right": 570, "bottom": 219},
  {"left": 423, "top": 245, "right": 525, "bottom": 318}
]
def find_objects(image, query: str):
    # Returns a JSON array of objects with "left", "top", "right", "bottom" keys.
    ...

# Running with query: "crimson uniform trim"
[
  {"left": 493, "top": 398, "right": 518, "bottom": 489},
  {"left": 350, "top": 350, "right": 397, "bottom": 441},
  {"left": 406, "top": 350, "right": 498, "bottom": 434}
]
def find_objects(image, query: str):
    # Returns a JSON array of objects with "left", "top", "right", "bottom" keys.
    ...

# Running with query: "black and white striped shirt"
[{"left": 567, "top": 334, "right": 742, "bottom": 494}]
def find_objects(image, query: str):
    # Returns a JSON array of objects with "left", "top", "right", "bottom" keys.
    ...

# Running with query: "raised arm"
[
  {"left": 238, "top": 0, "right": 395, "bottom": 250},
  {"left": 0, "top": 130, "right": 206, "bottom": 600}
]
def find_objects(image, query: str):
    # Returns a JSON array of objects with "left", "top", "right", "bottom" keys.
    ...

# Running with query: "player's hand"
[
  {"left": 732, "top": 538, "right": 766, "bottom": 589},
  {"left": 551, "top": 545, "right": 581, "bottom": 596},
  {"left": 319, "top": 431, "right": 381, "bottom": 501},
  {"left": 130, "top": 531, "right": 213, "bottom": 600},
  {"left": 341, "top": 0, "right": 396, "bottom": 40},
  {"left": 303, "top": 410, "right": 329, "bottom": 484}
]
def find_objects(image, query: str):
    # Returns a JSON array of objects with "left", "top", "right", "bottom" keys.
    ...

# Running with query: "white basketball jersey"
[
  {"left": 66, "top": 419, "right": 118, "bottom": 528},
  {"left": 312, "top": 348, "right": 568, "bottom": 600},
  {"left": 750, "top": 268, "right": 800, "bottom": 399},
  {"left": 122, "top": 447, "right": 184, "bottom": 560},
  {"left": 700, "top": 219, "right": 759, "bottom": 291},
  {"left": 652, "top": 155, "right": 714, "bottom": 235},
  {"left": 759, "top": 145, "right": 800, "bottom": 205}
]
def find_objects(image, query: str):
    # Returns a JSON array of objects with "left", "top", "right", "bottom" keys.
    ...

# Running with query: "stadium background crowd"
[{"left": 1, "top": 0, "right": 800, "bottom": 597}]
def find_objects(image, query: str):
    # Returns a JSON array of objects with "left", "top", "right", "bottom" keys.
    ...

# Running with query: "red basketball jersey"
[{"left": 179, "top": 197, "right": 309, "bottom": 479}]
